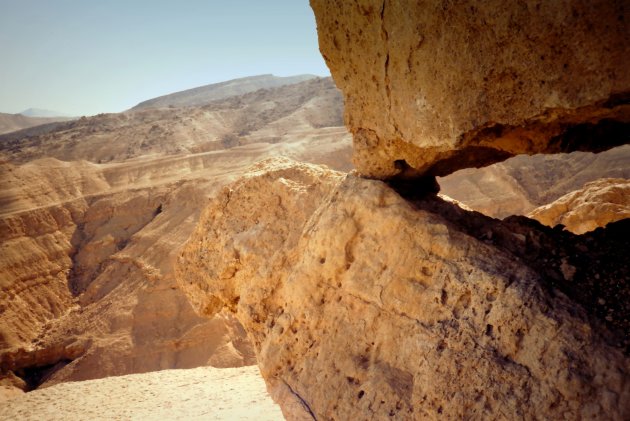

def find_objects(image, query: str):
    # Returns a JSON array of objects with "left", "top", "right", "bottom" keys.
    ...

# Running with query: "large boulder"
[
  {"left": 177, "top": 159, "right": 629, "bottom": 420},
  {"left": 310, "top": 0, "right": 630, "bottom": 178}
]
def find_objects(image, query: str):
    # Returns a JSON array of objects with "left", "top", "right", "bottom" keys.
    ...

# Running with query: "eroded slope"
[
  {"left": 439, "top": 145, "right": 630, "bottom": 218},
  {"left": 0, "top": 78, "right": 347, "bottom": 166}
]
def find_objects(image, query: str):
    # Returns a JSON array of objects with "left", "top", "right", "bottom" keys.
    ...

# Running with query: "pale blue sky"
[{"left": 0, "top": 0, "right": 329, "bottom": 116}]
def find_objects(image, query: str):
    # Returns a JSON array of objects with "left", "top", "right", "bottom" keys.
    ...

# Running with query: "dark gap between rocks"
[{"left": 15, "top": 358, "right": 74, "bottom": 391}]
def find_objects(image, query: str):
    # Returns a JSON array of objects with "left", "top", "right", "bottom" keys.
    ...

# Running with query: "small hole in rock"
[{"left": 440, "top": 289, "right": 448, "bottom": 305}]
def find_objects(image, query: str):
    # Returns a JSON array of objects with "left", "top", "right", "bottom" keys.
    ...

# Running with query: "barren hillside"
[
  {"left": 439, "top": 145, "right": 630, "bottom": 218},
  {"left": 0, "top": 76, "right": 351, "bottom": 395},
  {"left": 0, "top": 77, "right": 346, "bottom": 165},
  {"left": 132, "top": 74, "right": 317, "bottom": 110},
  {"left": 0, "top": 113, "right": 72, "bottom": 135}
]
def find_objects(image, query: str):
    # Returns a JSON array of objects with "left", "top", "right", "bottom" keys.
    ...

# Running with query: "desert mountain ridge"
[
  {"left": 131, "top": 74, "right": 320, "bottom": 110},
  {"left": 0, "top": 74, "right": 322, "bottom": 138},
  {"left": 0, "top": 76, "right": 345, "bottom": 166},
  {"left": 19, "top": 108, "right": 72, "bottom": 118},
  {"left": 0, "top": 74, "right": 351, "bottom": 399},
  {"left": 0, "top": 112, "right": 73, "bottom": 136}
]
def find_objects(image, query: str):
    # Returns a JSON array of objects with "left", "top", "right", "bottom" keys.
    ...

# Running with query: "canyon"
[
  {"left": 1, "top": 1, "right": 629, "bottom": 419},
  {"left": 0, "top": 76, "right": 350, "bottom": 397}
]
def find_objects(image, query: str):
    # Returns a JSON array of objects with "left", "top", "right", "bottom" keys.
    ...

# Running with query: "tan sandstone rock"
[
  {"left": 529, "top": 178, "right": 630, "bottom": 234},
  {"left": 177, "top": 159, "right": 629, "bottom": 420},
  {"left": 310, "top": 0, "right": 630, "bottom": 178}
]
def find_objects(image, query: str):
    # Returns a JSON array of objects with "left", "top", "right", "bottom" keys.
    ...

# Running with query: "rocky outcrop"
[
  {"left": 529, "top": 178, "right": 630, "bottom": 234},
  {"left": 131, "top": 74, "right": 316, "bottom": 110},
  {"left": 0, "top": 78, "right": 348, "bottom": 165},
  {"left": 0, "top": 339, "right": 89, "bottom": 390},
  {"left": 311, "top": 0, "right": 630, "bottom": 178},
  {"left": 177, "top": 159, "right": 629, "bottom": 420}
]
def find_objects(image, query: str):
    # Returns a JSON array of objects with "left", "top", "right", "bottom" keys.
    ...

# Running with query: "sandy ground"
[{"left": 0, "top": 366, "right": 285, "bottom": 421}]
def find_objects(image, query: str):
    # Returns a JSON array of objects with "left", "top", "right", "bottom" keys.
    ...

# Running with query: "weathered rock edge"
[
  {"left": 528, "top": 177, "right": 630, "bottom": 234},
  {"left": 310, "top": 0, "right": 630, "bottom": 178},
  {"left": 176, "top": 159, "right": 629, "bottom": 420}
]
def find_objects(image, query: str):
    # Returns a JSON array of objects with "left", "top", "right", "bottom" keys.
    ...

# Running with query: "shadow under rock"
[{"left": 387, "top": 182, "right": 630, "bottom": 353}]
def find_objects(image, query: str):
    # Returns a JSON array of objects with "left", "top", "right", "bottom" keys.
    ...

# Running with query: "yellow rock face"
[
  {"left": 529, "top": 178, "right": 630, "bottom": 234},
  {"left": 177, "top": 158, "right": 629, "bottom": 420},
  {"left": 311, "top": 0, "right": 630, "bottom": 178}
]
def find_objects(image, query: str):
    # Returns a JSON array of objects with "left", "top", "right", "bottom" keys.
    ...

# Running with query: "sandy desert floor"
[{"left": 0, "top": 365, "right": 284, "bottom": 421}]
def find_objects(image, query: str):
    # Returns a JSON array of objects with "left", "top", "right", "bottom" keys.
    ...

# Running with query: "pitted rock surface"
[
  {"left": 177, "top": 159, "right": 629, "bottom": 420},
  {"left": 310, "top": 0, "right": 630, "bottom": 178}
]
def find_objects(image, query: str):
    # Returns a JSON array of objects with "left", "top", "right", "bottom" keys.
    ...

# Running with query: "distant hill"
[
  {"left": 131, "top": 74, "right": 318, "bottom": 110},
  {"left": 439, "top": 145, "right": 630, "bottom": 218},
  {"left": 19, "top": 108, "right": 71, "bottom": 118},
  {"left": 0, "top": 112, "right": 72, "bottom": 135},
  {"left": 0, "top": 77, "right": 349, "bottom": 166}
]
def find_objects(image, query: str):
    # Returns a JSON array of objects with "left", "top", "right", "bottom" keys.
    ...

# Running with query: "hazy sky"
[{"left": 0, "top": 0, "right": 329, "bottom": 116}]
